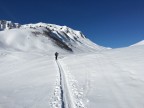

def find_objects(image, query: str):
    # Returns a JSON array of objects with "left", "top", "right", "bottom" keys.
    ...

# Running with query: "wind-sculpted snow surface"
[{"left": 62, "top": 45, "right": 144, "bottom": 108}]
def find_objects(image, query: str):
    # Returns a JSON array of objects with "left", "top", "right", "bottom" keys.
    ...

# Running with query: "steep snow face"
[
  {"left": 22, "top": 23, "right": 85, "bottom": 39},
  {"left": 0, "top": 20, "right": 20, "bottom": 31},
  {"left": 0, "top": 21, "right": 107, "bottom": 54},
  {"left": 131, "top": 40, "right": 144, "bottom": 46}
]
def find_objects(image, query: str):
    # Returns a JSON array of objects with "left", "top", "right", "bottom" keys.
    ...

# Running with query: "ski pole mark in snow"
[
  {"left": 50, "top": 74, "right": 63, "bottom": 108},
  {"left": 50, "top": 59, "right": 86, "bottom": 108},
  {"left": 58, "top": 60, "right": 87, "bottom": 108},
  {"left": 65, "top": 71, "right": 86, "bottom": 108},
  {"left": 57, "top": 60, "right": 75, "bottom": 108}
]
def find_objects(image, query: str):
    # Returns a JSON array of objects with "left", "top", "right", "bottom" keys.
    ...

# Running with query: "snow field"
[
  {"left": 0, "top": 51, "right": 58, "bottom": 108},
  {"left": 61, "top": 46, "right": 144, "bottom": 108}
]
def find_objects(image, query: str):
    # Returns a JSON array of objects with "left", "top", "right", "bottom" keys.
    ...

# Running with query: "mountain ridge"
[
  {"left": 0, "top": 20, "right": 107, "bottom": 54},
  {"left": 0, "top": 20, "right": 20, "bottom": 30}
]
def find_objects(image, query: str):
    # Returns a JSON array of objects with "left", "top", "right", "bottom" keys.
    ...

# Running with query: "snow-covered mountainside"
[
  {"left": 0, "top": 21, "right": 106, "bottom": 54},
  {"left": 131, "top": 40, "right": 144, "bottom": 46}
]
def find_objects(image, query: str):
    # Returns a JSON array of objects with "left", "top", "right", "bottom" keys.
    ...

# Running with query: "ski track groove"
[
  {"left": 56, "top": 60, "right": 75, "bottom": 108},
  {"left": 50, "top": 59, "right": 86, "bottom": 108}
]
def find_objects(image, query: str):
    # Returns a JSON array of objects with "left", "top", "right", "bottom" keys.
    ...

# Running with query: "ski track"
[
  {"left": 50, "top": 59, "right": 86, "bottom": 108},
  {"left": 61, "top": 63, "right": 86, "bottom": 108},
  {"left": 50, "top": 74, "right": 62, "bottom": 108}
]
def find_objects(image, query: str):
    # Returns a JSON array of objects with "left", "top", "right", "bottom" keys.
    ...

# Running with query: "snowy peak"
[
  {"left": 22, "top": 23, "right": 85, "bottom": 39},
  {"left": 131, "top": 40, "right": 144, "bottom": 47},
  {"left": 0, "top": 21, "right": 107, "bottom": 53},
  {"left": 0, "top": 20, "right": 20, "bottom": 31}
]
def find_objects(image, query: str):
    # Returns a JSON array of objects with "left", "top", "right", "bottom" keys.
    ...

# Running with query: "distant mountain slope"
[
  {"left": 131, "top": 40, "right": 144, "bottom": 47},
  {"left": 0, "top": 20, "right": 107, "bottom": 54}
]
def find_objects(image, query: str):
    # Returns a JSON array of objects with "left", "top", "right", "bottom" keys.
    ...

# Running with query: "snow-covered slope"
[
  {"left": 61, "top": 45, "right": 144, "bottom": 108},
  {"left": 0, "top": 21, "right": 106, "bottom": 54},
  {"left": 0, "top": 44, "right": 144, "bottom": 108},
  {"left": 131, "top": 40, "right": 144, "bottom": 46}
]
